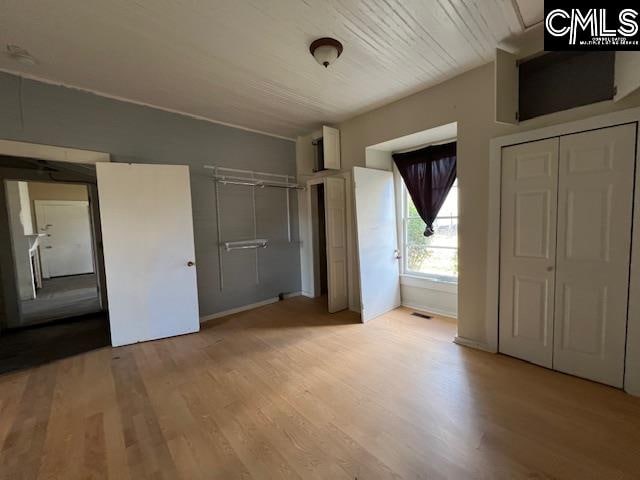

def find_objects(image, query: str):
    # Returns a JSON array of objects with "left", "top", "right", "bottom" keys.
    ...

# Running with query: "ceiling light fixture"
[
  {"left": 309, "top": 37, "right": 343, "bottom": 68},
  {"left": 6, "top": 45, "right": 37, "bottom": 66}
]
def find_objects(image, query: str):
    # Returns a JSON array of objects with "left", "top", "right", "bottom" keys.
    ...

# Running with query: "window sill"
[{"left": 400, "top": 274, "right": 458, "bottom": 293}]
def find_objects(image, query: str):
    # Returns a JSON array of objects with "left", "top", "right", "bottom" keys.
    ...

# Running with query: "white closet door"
[
  {"left": 324, "top": 176, "right": 348, "bottom": 313},
  {"left": 553, "top": 124, "right": 636, "bottom": 387},
  {"left": 499, "top": 138, "right": 559, "bottom": 367}
]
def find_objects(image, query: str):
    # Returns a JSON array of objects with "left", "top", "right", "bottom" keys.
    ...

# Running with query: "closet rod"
[
  {"left": 204, "top": 165, "right": 304, "bottom": 190},
  {"left": 214, "top": 177, "right": 304, "bottom": 190},
  {"left": 224, "top": 239, "right": 268, "bottom": 251},
  {"left": 205, "top": 165, "right": 292, "bottom": 180}
]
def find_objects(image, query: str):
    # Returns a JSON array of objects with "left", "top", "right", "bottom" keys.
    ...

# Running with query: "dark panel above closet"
[{"left": 519, "top": 52, "right": 615, "bottom": 122}]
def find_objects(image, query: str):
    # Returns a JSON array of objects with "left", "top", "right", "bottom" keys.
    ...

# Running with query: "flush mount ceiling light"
[
  {"left": 6, "top": 44, "right": 37, "bottom": 65},
  {"left": 309, "top": 37, "right": 343, "bottom": 68}
]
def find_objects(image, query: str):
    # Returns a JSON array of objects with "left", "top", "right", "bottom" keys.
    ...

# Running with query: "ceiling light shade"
[
  {"left": 6, "top": 45, "right": 36, "bottom": 65},
  {"left": 309, "top": 37, "right": 343, "bottom": 68}
]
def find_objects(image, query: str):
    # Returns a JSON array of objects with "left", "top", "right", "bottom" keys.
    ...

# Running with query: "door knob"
[
  {"left": 187, "top": 261, "right": 195, "bottom": 267},
  {"left": 546, "top": 266, "right": 554, "bottom": 272}
]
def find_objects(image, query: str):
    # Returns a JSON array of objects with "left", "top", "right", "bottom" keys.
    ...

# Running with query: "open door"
[
  {"left": 495, "top": 48, "right": 518, "bottom": 125},
  {"left": 324, "top": 176, "right": 348, "bottom": 313},
  {"left": 96, "top": 163, "right": 199, "bottom": 347},
  {"left": 353, "top": 167, "right": 401, "bottom": 322}
]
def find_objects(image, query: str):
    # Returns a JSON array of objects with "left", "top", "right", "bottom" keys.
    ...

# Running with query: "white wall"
[
  {"left": 365, "top": 148, "right": 392, "bottom": 171},
  {"left": 296, "top": 61, "right": 640, "bottom": 346},
  {"left": 401, "top": 276, "right": 457, "bottom": 319},
  {"left": 6, "top": 181, "right": 34, "bottom": 301}
]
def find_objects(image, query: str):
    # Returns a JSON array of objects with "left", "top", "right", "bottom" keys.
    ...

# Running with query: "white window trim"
[{"left": 397, "top": 176, "right": 458, "bottom": 285}]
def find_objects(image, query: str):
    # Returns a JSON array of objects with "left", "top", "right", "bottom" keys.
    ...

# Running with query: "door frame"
[
  {"left": 34, "top": 199, "right": 93, "bottom": 279},
  {"left": 483, "top": 106, "right": 640, "bottom": 395}
]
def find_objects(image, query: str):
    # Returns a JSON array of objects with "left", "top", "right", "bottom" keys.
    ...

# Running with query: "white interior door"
[
  {"left": 324, "top": 176, "right": 348, "bottom": 313},
  {"left": 353, "top": 167, "right": 401, "bottom": 322},
  {"left": 499, "top": 138, "right": 559, "bottom": 368},
  {"left": 553, "top": 124, "right": 636, "bottom": 387},
  {"left": 96, "top": 163, "right": 200, "bottom": 347},
  {"left": 35, "top": 201, "right": 94, "bottom": 278}
]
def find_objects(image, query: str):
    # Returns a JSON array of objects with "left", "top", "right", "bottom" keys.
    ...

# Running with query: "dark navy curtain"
[{"left": 392, "top": 142, "right": 457, "bottom": 237}]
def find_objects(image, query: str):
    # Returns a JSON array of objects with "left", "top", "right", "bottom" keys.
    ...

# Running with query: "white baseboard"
[
  {"left": 453, "top": 335, "right": 496, "bottom": 353},
  {"left": 402, "top": 302, "right": 457, "bottom": 320},
  {"left": 282, "top": 291, "right": 302, "bottom": 299},
  {"left": 625, "top": 385, "right": 640, "bottom": 397},
  {"left": 200, "top": 292, "right": 301, "bottom": 323}
]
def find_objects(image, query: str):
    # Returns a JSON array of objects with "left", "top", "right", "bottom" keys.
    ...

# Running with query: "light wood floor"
[{"left": 2, "top": 297, "right": 640, "bottom": 479}]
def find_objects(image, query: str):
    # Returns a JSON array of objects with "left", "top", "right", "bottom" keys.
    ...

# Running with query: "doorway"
[
  {"left": 315, "top": 183, "right": 328, "bottom": 296},
  {"left": 5, "top": 180, "right": 101, "bottom": 326},
  {"left": 0, "top": 158, "right": 110, "bottom": 374}
]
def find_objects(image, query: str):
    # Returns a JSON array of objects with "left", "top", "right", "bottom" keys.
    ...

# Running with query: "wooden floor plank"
[{"left": 2, "top": 297, "right": 640, "bottom": 479}]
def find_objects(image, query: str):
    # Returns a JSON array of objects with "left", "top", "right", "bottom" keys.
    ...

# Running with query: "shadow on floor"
[{"left": 0, "top": 311, "right": 110, "bottom": 375}]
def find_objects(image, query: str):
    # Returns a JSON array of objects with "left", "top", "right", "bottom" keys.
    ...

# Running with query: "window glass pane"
[
  {"left": 406, "top": 217, "right": 427, "bottom": 244},
  {"left": 407, "top": 195, "right": 420, "bottom": 218},
  {"left": 407, "top": 218, "right": 458, "bottom": 249},
  {"left": 439, "top": 180, "right": 458, "bottom": 217},
  {"left": 406, "top": 246, "right": 458, "bottom": 278},
  {"left": 427, "top": 217, "right": 457, "bottom": 248},
  {"left": 404, "top": 178, "right": 458, "bottom": 279}
]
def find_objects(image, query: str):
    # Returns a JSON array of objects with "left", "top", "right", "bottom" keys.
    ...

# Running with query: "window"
[{"left": 402, "top": 179, "right": 458, "bottom": 282}]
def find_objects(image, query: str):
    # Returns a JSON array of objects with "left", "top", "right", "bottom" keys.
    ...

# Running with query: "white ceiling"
[
  {"left": 513, "top": 0, "right": 544, "bottom": 28},
  {"left": 0, "top": 0, "right": 538, "bottom": 139}
]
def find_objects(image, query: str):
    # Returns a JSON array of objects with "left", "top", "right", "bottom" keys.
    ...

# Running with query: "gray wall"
[{"left": 0, "top": 72, "right": 300, "bottom": 318}]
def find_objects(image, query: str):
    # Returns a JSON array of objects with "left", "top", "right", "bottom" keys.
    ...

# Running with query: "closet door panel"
[
  {"left": 499, "top": 138, "right": 559, "bottom": 367},
  {"left": 554, "top": 124, "right": 636, "bottom": 387}
]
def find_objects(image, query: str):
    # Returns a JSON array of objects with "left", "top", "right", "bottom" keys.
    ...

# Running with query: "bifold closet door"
[
  {"left": 324, "top": 176, "right": 348, "bottom": 313},
  {"left": 553, "top": 124, "right": 636, "bottom": 387},
  {"left": 499, "top": 138, "right": 559, "bottom": 367}
]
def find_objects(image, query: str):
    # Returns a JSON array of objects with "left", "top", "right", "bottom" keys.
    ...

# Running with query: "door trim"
[{"left": 486, "top": 106, "right": 640, "bottom": 395}]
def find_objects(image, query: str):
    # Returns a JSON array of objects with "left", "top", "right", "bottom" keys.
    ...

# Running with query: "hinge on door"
[
  {"left": 515, "top": 111, "right": 519, "bottom": 122},
  {"left": 613, "top": 85, "right": 618, "bottom": 96}
]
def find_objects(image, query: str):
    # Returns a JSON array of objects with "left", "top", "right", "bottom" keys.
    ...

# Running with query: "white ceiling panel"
[
  {"left": 0, "top": 0, "right": 524, "bottom": 139},
  {"left": 514, "top": 0, "right": 544, "bottom": 28}
]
